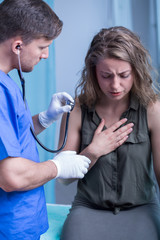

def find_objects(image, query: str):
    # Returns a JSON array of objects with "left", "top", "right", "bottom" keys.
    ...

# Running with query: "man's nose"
[{"left": 41, "top": 48, "right": 49, "bottom": 59}]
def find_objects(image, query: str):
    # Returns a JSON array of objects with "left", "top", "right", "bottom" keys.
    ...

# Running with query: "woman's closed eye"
[{"left": 119, "top": 73, "right": 131, "bottom": 78}]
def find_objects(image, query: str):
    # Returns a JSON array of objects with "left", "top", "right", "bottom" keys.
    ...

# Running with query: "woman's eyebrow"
[{"left": 118, "top": 69, "right": 132, "bottom": 74}]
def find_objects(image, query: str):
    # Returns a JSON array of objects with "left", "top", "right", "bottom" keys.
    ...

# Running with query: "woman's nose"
[{"left": 110, "top": 75, "right": 120, "bottom": 90}]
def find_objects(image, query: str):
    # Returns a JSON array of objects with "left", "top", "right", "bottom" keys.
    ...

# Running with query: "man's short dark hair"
[{"left": 0, "top": 0, "right": 63, "bottom": 44}]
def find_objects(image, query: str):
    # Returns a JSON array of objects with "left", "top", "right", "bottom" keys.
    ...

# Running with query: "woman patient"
[{"left": 58, "top": 26, "right": 160, "bottom": 240}]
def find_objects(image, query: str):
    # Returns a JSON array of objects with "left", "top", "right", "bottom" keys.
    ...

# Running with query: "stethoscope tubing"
[
  {"left": 30, "top": 112, "right": 70, "bottom": 153},
  {"left": 17, "top": 53, "right": 73, "bottom": 153}
]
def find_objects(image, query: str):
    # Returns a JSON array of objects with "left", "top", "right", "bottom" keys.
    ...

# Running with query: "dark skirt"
[{"left": 61, "top": 197, "right": 160, "bottom": 240}]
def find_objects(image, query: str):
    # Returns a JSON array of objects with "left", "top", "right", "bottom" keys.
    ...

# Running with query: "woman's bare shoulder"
[{"left": 147, "top": 99, "right": 160, "bottom": 131}]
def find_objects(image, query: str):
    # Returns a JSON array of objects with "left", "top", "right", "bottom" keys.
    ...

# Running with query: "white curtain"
[
  {"left": 155, "top": 0, "right": 160, "bottom": 71},
  {"left": 112, "top": 0, "right": 133, "bottom": 29}
]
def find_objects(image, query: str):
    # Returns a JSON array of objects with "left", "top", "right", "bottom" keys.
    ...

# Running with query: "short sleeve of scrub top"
[{"left": 0, "top": 70, "right": 38, "bottom": 161}]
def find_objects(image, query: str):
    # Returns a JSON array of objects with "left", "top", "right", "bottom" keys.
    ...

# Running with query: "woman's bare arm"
[{"left": 148, "top": 100, "right": 160, "bottom": 188}]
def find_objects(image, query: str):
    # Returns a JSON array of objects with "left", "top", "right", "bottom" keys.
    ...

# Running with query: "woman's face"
[{"left": 96, "top": 58, "right": 134, "bottom": 102}]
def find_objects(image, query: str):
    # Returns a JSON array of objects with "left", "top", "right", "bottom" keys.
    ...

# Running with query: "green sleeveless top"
[{"left": 74, "top": 95, "right": 156, "bottom": 212}]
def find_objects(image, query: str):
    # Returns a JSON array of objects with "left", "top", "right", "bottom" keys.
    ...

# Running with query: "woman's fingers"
[
  {"left": 115, "top": 135, "right": 129, "bottom": 148},
  {"left": 95, "top": 119, "right": 105, "bottom": 134},
  {"left": 91, "top": 118, "right": 134, "bottom": 157},
  {"left": 102, "top": 118, "right": 134, "bottom": 138},
  {"left": 116, "top": 127, "right": 133, "bottom": 144},
  {"left": 110, "top": 118, "right": 128, "bottom": 132},
  {"left": 116, "top": 122, "right": 134, "bottom": 136},
  {"left": 113, "top": 123, "right": 134, "bottom": 148},
  {"left": 96, "top": 118, "right": 129, "bottom": 135}
]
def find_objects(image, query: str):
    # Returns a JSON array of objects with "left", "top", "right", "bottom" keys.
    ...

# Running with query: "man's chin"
[{"left": 22, "top": 67, "right": 34, "bottom": 73}]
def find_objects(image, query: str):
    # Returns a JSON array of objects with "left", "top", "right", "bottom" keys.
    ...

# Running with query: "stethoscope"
[{"left": 17, "top": 45, "right": 74, "bottom": 153}]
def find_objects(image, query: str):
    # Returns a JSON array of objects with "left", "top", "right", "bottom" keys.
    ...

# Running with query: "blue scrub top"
[{"left": 0, "top": 70, "right": 48, "bottom": 239}]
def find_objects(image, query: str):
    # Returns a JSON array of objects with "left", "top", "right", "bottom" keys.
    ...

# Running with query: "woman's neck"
[{"left": 95, "top": 94, "right": 130, "bottom": 127}]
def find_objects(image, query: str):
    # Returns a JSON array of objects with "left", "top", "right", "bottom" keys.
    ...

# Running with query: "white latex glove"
[
  {"left": 39, "top": 92, "right": 74, "bottom": 128},
  {"left": 50, "top": 151, "right": 91, "bottom": 179}
]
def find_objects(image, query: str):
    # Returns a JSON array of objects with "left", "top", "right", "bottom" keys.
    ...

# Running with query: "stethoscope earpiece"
[
  {"left": 16, "top": 45, "right": 21, "bottom": 55},
  {"left": 16, "top": 44, "right": 21, "bottom": 50}
]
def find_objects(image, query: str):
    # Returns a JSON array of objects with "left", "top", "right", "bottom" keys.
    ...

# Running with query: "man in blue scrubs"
[{"left": 0, "top": 0, "right": 90, "bottom": 239}]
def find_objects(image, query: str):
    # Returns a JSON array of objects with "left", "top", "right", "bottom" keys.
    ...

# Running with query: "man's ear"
[{"left": 12, "top": 40, "right": 23, "bottom": 55}]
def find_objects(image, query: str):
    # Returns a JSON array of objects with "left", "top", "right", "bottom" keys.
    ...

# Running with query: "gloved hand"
[
  {"left": 39, "top": 92, "right": 74, "bottom": 128},
  {"left": 50, "top": 151, "right": 91, "bottom": 179}
]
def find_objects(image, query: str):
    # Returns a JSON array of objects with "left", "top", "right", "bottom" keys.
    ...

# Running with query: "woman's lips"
[{"left": 110, "top": 92, "right": 122, "bottom": 96}]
